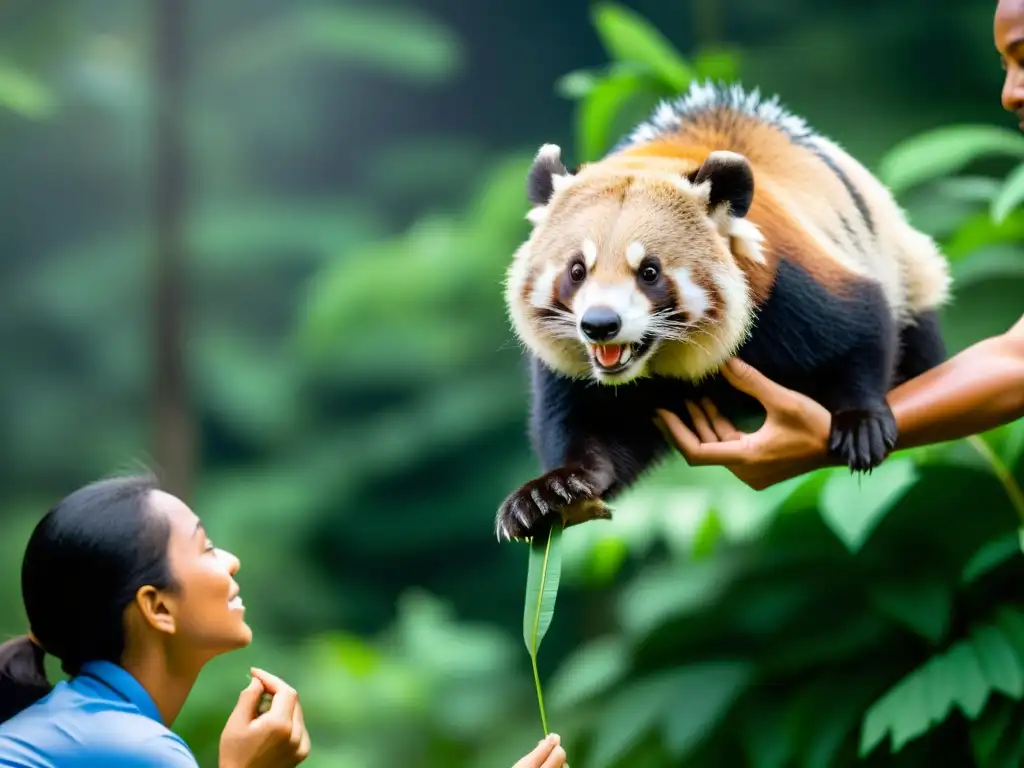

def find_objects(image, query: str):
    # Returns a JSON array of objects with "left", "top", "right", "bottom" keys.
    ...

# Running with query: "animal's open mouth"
[{"left": 587, "top": 337, "right": 653, "bottom": 373}]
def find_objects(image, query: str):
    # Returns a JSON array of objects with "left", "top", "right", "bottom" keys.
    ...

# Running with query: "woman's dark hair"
[{"left": 0, "top": 471, "right": 177, "bottom": 725}]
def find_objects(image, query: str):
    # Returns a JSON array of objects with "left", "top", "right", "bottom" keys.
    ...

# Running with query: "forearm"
[{"left": 889, "top": 320, "right": 1024, "bottom": 451}]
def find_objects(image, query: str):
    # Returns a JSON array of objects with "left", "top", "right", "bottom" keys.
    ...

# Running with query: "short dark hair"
[{"left": 0, "top": 472, "right": 177, "bottom": 724}]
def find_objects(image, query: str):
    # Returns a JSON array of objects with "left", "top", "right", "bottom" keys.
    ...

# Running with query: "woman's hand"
[
  {"left": 513, "top": 733, "right": 567, "bottom": 768},
  {"left": 219, "top": 668, "right": 311, "bottom": 768},
  {"left": 656, "top": 358, "right": 833, "bottom": 490}
]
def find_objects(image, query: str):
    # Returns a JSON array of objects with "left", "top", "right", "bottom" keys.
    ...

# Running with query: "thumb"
[
  {"left": 226, "top": 676, "right": 263, "bottom": 725},
  {"left": 719, "top": 358, "right": 784, "bottom": 405}
]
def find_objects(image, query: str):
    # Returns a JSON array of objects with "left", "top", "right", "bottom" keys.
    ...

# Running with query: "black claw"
[
  {"left": 828, "top": 405, "right": 898, "bottom": 475},
  {"left": 495, "top": 465, "right": 601, "bottom": 542}
]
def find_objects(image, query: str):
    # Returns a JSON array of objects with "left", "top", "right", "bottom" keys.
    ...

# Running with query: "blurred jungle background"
[{"left": 2, "top": 0, "right": 1024, "bottom": 766}]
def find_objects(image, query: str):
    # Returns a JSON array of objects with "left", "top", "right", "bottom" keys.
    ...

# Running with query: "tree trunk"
[{"left": 152, "top": 0, "right": 193, "bottom": 500}]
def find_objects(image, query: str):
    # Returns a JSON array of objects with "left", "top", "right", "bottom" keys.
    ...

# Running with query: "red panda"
[{"left": 496, "top": 80, "right": 952, "bottom": 542}]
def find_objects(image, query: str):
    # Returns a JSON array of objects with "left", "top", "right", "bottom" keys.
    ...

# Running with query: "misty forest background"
[{"left": 2, "top": 1, "right": 1024, "bottom": 766}]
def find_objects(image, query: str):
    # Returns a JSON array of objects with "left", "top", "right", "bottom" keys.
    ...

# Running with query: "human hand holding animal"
[{"left": 656, "top": 357, "right": 834, "bottom": 490}]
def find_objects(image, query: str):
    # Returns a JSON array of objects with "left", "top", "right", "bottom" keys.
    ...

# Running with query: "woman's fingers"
[
  {"left": 699, "top": 397, "right": 743, "bottom": 441},
  {"left": 656, "top": 409, "right": 753, "bottom": 464},
  {"left": 685, "top": 400, "right": 719, "bottom": 443}
]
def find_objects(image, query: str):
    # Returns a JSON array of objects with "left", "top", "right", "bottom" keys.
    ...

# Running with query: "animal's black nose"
[{"left": 580, "top": 307, "right": 622, "bottom": 342}]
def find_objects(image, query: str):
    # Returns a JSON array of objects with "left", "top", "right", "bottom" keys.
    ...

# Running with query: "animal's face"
[{"left": 506, "top": 145, "right": 764, "bottom": 384}]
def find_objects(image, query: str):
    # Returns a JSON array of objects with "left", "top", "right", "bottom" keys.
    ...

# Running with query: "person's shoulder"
[{"left": 0, "top": 697, "right": 198, "bottom": 768}]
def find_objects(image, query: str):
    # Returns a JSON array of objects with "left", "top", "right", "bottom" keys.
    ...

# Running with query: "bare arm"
[
  {"left": 888, "top": 315, "right": 1024, "bottom": 450},
  {"left": 657, "top": 316, "right": 1024, "bottom": 490}
]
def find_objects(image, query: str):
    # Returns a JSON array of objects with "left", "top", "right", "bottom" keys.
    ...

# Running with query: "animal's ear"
[
  {"left": 690, "top": 150, "right": 754, "bottom": 218},
  {"left": 527, "top": 144, "right": 571, "bottom": 207}
]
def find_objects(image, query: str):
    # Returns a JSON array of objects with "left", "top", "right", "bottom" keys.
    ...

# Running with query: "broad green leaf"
[
  {"left": 962, "top": 532, "right": 1022, "bottom": 584},
  {"left": 660, "top": 661, "right": 753, "bottom": 757},
  {"left": 879, "top": 124, "right": 1024, "bottom": 195},
  {"left": 546, "top": 635, "right": 629, "bottom": 711},
  {"left": 576, "top": 65, "right": 657, "bottom": 162},
  {"left": 692, "top": 45, "right": 742, "bottom": 83},
  {"left": 951, "top": 247, "right": 1024, "bottom": 288},
  {"left": 970, "top": 696, "right": 1021, "bottom": 767},
  {"left": 992, "top": 162, "right": 1024, "bottom": 223},
  {"left": 859, "top": 622, "right": 1022, "bottom": 758},
  {"left": 819, "top": 459, "right": 919, "bottom": 552},
  {"left": 870, "top": 578, "right": 952, "bottom": 644},
  {"left": 0, "top": 61, "right": 56, "bottom": 119},
  {"left": 523, "top": 522, "right": 565, "bottom": 734},
  {"left": 945, "top": 208, "right": 1024, "bottom": 260},
  {"left": 971, "top": 624, "right": 1024, "bottom": 698},
  {"left": 590, "top": 2, "right": 693, "bottom": 90}
]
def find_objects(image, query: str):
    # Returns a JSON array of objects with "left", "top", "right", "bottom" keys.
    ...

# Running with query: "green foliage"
[{"left": 523, "top": 522, "right": 565, "bottom": 736}]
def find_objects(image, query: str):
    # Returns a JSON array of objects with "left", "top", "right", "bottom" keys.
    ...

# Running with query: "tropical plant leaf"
[
  {"left": 819, "top": 458, "right": 919, "bottom": 553},
  {"left": 860, "top": 610, "right": 1024, "bottom": 758},
  {"left": 660, "top": 661, "right": 753, "bottom": 757},
  {"left": 879, "top": 124, "right": 1024, "bottom": 195},
  {"left": 962, "top": 531, "right": 1022, "bottom": 585},
  {"left": 991, "top": 162, "right": 1024, "bottom": 223},
  {"left": 869, "top": 578, "right": 952, "bottom": 644},
  {"left": 590, "top": 2, "right": 693, "bottom": 90},
  {"left": 523, "top": 521, "right": 565, "bottom": 734}
]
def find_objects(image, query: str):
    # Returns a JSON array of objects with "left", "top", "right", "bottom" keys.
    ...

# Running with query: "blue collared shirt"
[{"left": 0, "top": 660, "right": 198, "bottom": 767}]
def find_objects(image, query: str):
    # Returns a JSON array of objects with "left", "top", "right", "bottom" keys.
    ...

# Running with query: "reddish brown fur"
[{"left": 614, "top": 128, "right": 861, "bottom": 301}]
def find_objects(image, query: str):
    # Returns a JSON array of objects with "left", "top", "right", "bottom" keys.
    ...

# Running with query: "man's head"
[{"left": 996, "top": 0, "right": 1024, "bottom": 123}]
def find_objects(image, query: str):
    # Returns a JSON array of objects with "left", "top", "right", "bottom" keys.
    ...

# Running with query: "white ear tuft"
[
  {"left": 729, "top": 217, "right": 767, "bottom": 265},
  {"left": 526, "top": 206, "right": 548, "bottom": 226}
]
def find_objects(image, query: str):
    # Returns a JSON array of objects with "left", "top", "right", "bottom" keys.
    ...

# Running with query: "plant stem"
[
  {"left": 531, "top": 649, "right": 549, "bottom": 735},
  {"left": 968, "top": 435, "right": 1024, "bottom": 524}
]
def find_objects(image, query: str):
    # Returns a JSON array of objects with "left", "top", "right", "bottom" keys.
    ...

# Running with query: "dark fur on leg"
[
  {"left": 893, "top": 309, "right": 947, "bottom": 387},
  {"left": 495, "top": 358, "right": 675, "bottom": 540},
  {"left": 499, "top": 260, "right": 940, "bottom": 539}
]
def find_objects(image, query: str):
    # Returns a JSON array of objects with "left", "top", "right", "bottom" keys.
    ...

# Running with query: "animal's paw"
[
  {"left": 495, "top": 466, "right": 610, "bottom": 542},
  {"left": 828, "top": 404, "right": 898, "bottom": 474}
]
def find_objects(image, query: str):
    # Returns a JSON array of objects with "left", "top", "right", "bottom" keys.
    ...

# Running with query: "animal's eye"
[
  {"left": 639, "top": 261, "right": 660, "bottom": 283},
  {"left": 569, "top": 260, "right": 586, "bottom": 282}
]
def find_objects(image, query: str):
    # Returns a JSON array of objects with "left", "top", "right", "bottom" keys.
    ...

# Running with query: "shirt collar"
[{"left": 77, "top": 660, "right": 164, "bottom": 724}]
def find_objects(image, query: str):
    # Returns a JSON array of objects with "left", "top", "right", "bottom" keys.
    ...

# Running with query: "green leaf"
[
  {"left": 590, "top": 2, "right": 693, "bottom": 90},
  {"left": 878, "top": 124, "right": 1024, "bottom": 195},
  {"left": 546, "top": 635, "right": 629, "bottom": 712},
  {"left": 692, "top": 45, "right": 742, "bottom": 82},
  {"left": 660, "top": 661, "right": 753, "bottom": 757},
  {"left": 962, "top": 532, "right": 1022, "bottom": 584},
  {"left": 0, "top": 60, "right": 56, "bottom": 119},
  {"left": 945, "top": 208, "right": 1024, "bottom": 260},
  {"left": 991, "top": 162, "right": 1024, "bottom": 223},
  {"left": 588, "top": 673, "right": 680, "bottom": 768},
  {"left": 971, "top": 624, "right": 1024, "bottom": 699},
  {"left": 859, "top": 617, "right": 1024, "bottom": 758},
  {"left": 575, "top": 64, "right": 658, "bottom": 162},
  {"left": 819, "top": 459, "right": 919, "bottom": 552},
  {"left": 523, "top": 522, "right": 565, "bottom": 735},
  {"left": 870, "top": 578, "right": 952, "bottom": 644}
]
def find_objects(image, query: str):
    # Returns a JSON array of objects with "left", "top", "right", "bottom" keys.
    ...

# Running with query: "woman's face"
[
  {"left": 996, "top": 0, "right": 1024, "bottom": 123},
  {"left": 150, "top": 490, "right": 253, "bottom": 658}
]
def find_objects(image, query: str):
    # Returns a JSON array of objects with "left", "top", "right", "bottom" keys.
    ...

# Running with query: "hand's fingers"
[
  {"left": 226, "top": 677, "right": 263, "bottom": 726},
  {"left": 685, "top": 400, "right": 719, "bottom": 444},
  {"left": 541, "top": 745, "right": 567, "bottom": 768},
  {"left": 292, "top": 703, "right": 310, "bottom": 759},
  {"left": 657, "top": 410, "right": 756, "bottom": 464},
  {"left": 513, "top": 735, "right": 559, "bottom": 768},
  {"left": 655, "top": 409, "right": 709, "bottom": 462},
  {"left": 700, "top": 397, "right": 743, "bottom": 441},
  {"left": 719, "top": 358, "right": 786, "bottom": 405},
  {"left": 249, "top": 668, "right": 299, "bottom": 723}
]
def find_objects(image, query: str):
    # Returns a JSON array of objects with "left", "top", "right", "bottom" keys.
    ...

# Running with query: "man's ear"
[
  {"left": 133, "top": 585, "right": 177, "bottom": 636},
  {"left": 690, "top": 150, "right": 755, "bottom": 218}
]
